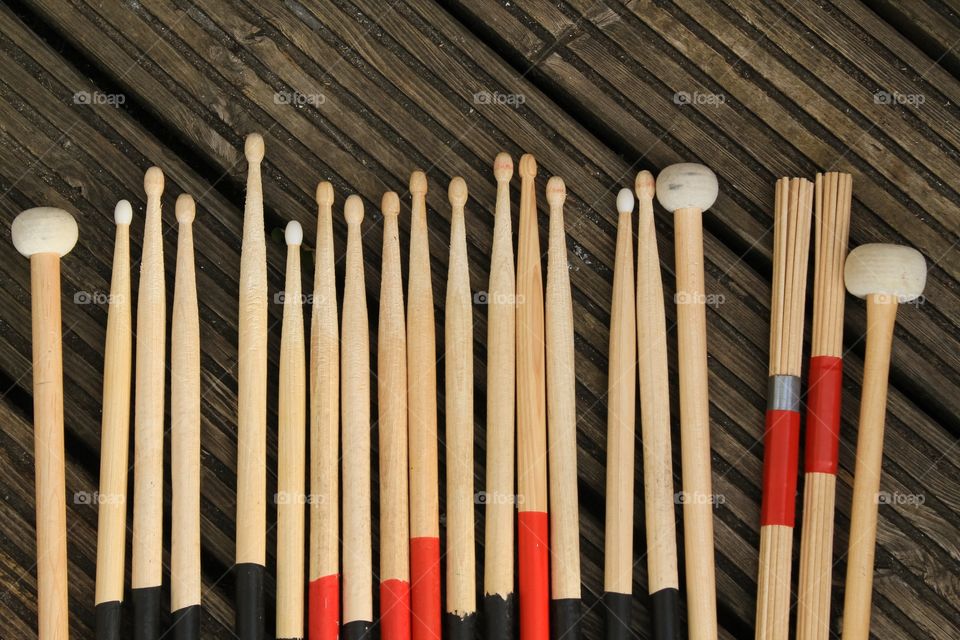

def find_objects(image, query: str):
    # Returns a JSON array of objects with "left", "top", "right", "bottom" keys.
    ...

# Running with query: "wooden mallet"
[
  {"left": 840, "top": 244, "right": 926, "bottom": 640},
  {"left": 656, "top": 162, "right": 719, "bottom": 640},
  {"left": 94, "top": 200, "right": 132, "bottom": 640},
  {"left": 11, "top": 205, "right": 78, "bottom": 640}
]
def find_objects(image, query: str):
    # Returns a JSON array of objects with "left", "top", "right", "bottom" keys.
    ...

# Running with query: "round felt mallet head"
[
  {"left": 12, "top": 207, "right": 79, "bottom": 258},
  {"left": 844, "top": 244, "right": 926, "bottom": 303},
  {"left": 655, "top": 163, "right": 718, "bottom": 213}
]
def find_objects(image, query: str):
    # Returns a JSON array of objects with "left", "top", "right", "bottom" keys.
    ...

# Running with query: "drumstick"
[
  {"left": 604, "top": 188, "right": 637, "bottom": 640},
  {"left": 171, "top": 195, "right": 202, "bottom": 640},
  {"left": 406, "top": 171, "right": 441, "bottom": 640},
  {"left": 342, "top": 195, "right": 373, "bottom": 639},
  {"left": 483, "top": 152, "right": 517, "bottom": 639},
  {"left": 516, "top": 153, "right": 549, "bottom": 640},
  {"left": 841, "top": 245, "right": 926, "bottom": 640},
  {"left": 796, "top": 172, "right": 852, "bottom": 640},
  {"left": 309, "top": 182, "right": 340, "bottom": 640},
  {"left": 132, "top": 166, "right": 166, "bottom": 640},
  {"left": 277, "top": 221, "right": 307, "bottom": 640},
  {"left": 755, "top": 178, "right": 814, "bottom": 640},
  {"left": 444, "top": 178, "right": 476, "bottom": 640},
  {"left": 656, "top": 163, "right": 719, "bottom": 640},
  {"left": 94, "top": 201, "right": 132, "bottom": 640},
  {"left": 634, "top": 171, "right": 680, "bottom": 640},
  {"left": 236, "top": 133, "right": 268, "bottom": 640},
  {"left": 544, "top": 177, "right": 581, "bottom": 638},
  {"left": 11, "top": 205, "right": 78, "bottom": 640},
  {"left": 378, "top": 191, "right": 411, "bottom": 640}
]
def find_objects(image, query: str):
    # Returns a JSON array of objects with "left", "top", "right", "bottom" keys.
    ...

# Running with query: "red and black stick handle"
[
  {"left": 171, "top": 195, "right": 202, "bottom": 640},
  {"left": 516, "top": 153, "right": 549, "bottom": 640},
  {"left": 483, "top": 153, "right": 517, "bottom": 639},
  {"left": 236, "top": 133, "right": 268, "bottom": 640},
  {"left": 755, "top": 178, "right": 813, "bottom": 640},
  {"left": 94, "top": 201, "right": 132, "bottom": 640},
  {"left": 132, "top": 167, "right": 166, "bottom": 640},
  {"left": 309, "top": 182, "right": 340, "bottom": 640},
  {"left": 342, "top": 196, "right": 373, "bottom": 639},
  {"left": 11, "top": 205, "right": 78, "bottom": 640},
  {"left": 634, "top": 171, "right": 680, "bottom": 640},
  {"left": 841, "top": 245, "right": 926, "bottom": 640},
  {"left": 795, "top": 172, "right": 851, "bottom": 640},
  {"left": 544, "top": 177, "right": 581, "bottom": 638},
  {"left": 603, "top": 189, "right": 637, "bottom": 639},
  {"left": 407, "top": 171, "right": 442, "bottom": 640},
  {"left": 378, "top": 191, "right": 412, "bottom": 640},
  {"left": 445, "top": 178, "right": 477, "bottom": 639}
]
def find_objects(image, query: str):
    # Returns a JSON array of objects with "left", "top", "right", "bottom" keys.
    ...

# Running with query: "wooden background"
[{"left": 0, "top": 0, "right": 958, "bottom": 637}]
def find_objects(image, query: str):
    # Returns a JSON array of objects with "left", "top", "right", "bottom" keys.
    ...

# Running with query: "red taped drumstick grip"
[
  {"left": 760, "top": 409, "right": 801, "bottom": 527},
  {"left": 410, "top": 537, "right": 440, "bottom": 640},
  {"left": 518, "top": 510, "right": 550, "bottom": 640},
  {"left": 380, "top": 578, "right": 411, "bottom": 640},
  {"left": 805, "top": 356, "right": 843, "bottom": 474},
  {"left": 309, "top": 574, "right": 339, "bottom": 640}
]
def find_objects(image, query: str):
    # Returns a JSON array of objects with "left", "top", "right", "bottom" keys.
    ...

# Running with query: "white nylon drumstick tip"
[
  {"left": 144, "top": 166, "right": 164, "bottom": 197},
  {"left": 493, "top": 152, "right": 514, "bottom": 182},
  {"left": 344, "top": 195, "right": 364, "bottom": 225},
  {"left": 634, "top": 170, "right": 655, "bottom": 201},
  {"left": 245, "top": 133, "right": 265, "bottom": 163},
  {"left": 285, "top": 220, "right": 303, "bottom": 246},
  {"left": 518, "top": 153, "right": 537, "bottom": 178},
  {"left": 316, "top": 181, "right": 334, "bottom": 207},
  {"left": 616, "top": 188, "right": 635, "bottom": 215},
  {"left": 175, "top": 194, "right": 195, "bottom": 224},
  {"left": 114, "top": 200, "right": 133, "bottom": 225},
  {"left": 448, "top": 177, "right": 468, "bottom": 207},
  {"left": 546, "top": 176, "right": 566, "bottom": 207},
  {"left": 381, "top": 191, "right": 400, "bottom": 217},
  {"left": 410, "top": 170, "right": 428, "bottom": 196}
]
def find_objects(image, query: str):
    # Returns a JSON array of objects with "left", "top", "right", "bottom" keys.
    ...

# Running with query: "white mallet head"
[
  {"left": 655, "top": 163, "right": 718, "bottom": 213},
  {"left": 12, "top": 207, "right": 79, "bottom": 258},
  {"left": 844, "top": 243, "right": 926, "bottom": 303}
]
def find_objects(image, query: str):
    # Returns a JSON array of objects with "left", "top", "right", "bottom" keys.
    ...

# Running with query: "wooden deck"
[{"left": 0, "top": 0, "right": 957, "bottom": 637}]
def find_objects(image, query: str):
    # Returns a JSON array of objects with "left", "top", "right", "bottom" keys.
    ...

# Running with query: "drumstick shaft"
[{"left": 171, "top": 196, "right": 201, "bottom": 640}]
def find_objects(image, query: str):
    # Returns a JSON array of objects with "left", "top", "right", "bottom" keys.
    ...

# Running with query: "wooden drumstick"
[
  {"left": 796, "top": 173, "right": 852, "bottom": 640},
  {"left": 545, "top": 177, "right": 582, "bottom": 638},
  {"left": 277, "top": 221, "right": 307, "bottom": 640},
  {"left": 656, "top": 163, "right": 719, "bottom": 640},
  {"left": 516, "top": 153, "right": 549, "bottom": 640},
  {"left": 756, "top": 177, "right": 813, "bottom": 640},
  {"left": 840, "top": 245, "right": 926, "bottom": 640},
  {"left": 236, "top": 133, "right": 267, "bottom": 640},
  {"left": 483, "top": 152, "right": 517, "bottom": 639},
  {"left": 406, "top": 171, "right": 441, "bottom": 640},
  {"left": 132, "top": 166, "right": 166, "bottom": 640},
  {"left": 94, "top": 200, "right": 132, "bottom": 640},
  {"left": 444, "top": 178, "right": 477, "bottom": 640},
  {"left": 171, "top": 195, "right": 202, "bottom": 640},
  {"left": 11, "top": 205, "right": 78, "bottom": 640},
  {"left": 342, "top": 195, "right": 373, "bottom": 639},
  {"left": 378, "top": 191, "right": 411, "bottom": 640},
  {"left": 634, "top": 171, "right": 680, "bottom": 640},
  {"left": 603, "top": 188, "right": 637, "bottom": 640},
  {"left": 309, "top": 182, "right": 340, "bottom": 640}
]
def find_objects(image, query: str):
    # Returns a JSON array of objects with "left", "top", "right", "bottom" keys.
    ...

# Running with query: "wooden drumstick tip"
[
  {"left": 518, "top": 153, "right": 537, "bottom": 178},
  {"left": 344, "top": 195, "right": 364, "bottom": 225},
  {"left": 634, "top": 170, "right": 655, "bottom": 202},
  {"left": 546, "top": 177, "right": 566, "bottom": 207},
  {"left": 11, "top": 207, "right": 79, "bottom": 258},
  {"left": 175, "top": 194, "right": 195, "bottom": 225},
  {"left": 655, "top": 162, "right": 718, "bottom": 213},
  {"left": 410, "top": 170, "right": 428, "bottom": 196},
  {"left": 245, "top": 133, "right": 265, "bottom": 163},
  {"left": 381, "top": 191, "right": 400, "bottom": 217},
  {"left": 493, "top": 152, "right": 513, "bottom": 182},
  {"left": 144, "top": 166, "right": 164, "bottom": 197},
  {"left": 114, "top": 200, "right": 133, "bottom": 226},
  {"left": 285, "top": 220, "right": 303, "bottom": 246},
  {"left": 616, "top": 188, "right": 635, "bottom": 216},
  {"left": 844, "top": 244, "right": 926, "bottom": 302},
  {"left": 448, "top": 177, "right": 468, "bottom": 208},
  {"left": 316, "top": 181, "right": 334, "bottom": 207}
]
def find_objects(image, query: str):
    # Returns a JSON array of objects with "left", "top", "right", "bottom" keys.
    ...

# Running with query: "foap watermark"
[
  {"left": 673, "top": 91, "right": 726, "bottom": 107},
  {"left": 275, "top": 491, "right": 326, "bottom": 505},
  {"left": 274, "top": 90, "right": 326, "bottom": 106},
  {"left": 473, "top": 290, "right": 526, "bottom": 305},
  {"left": 74, "top": 490, "right": 124, "bottom": 506},
  {"left": 74, "top": 290, "right": 123, "bottom": 305},
  {"left": 675, "top": 491, "right": 725, "bottom": 506},
  {"left": 876, "top": 491, "right": 925, "bottom": 506},
  {"left": 273, "top": 291, "right": 326, "bottom": 305},
  {"left": 476, "top": 490, "right": 524, "bottom": 505},
  {"left": 73, "top": 90, "right": 126, "bottom": 106},
  {"left": 874, "top": 90, "right": 925, "bottom": 107},
  {"left": 674, "top": 291, "right": 725, "bottom": 308},
  {"left": 473, "top": 90, "right": 526, "bottom": 107}
]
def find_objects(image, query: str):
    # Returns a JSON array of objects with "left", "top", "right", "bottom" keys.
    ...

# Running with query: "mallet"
[
  {"left": 342, "top": 195, "right": 373, "bottom": 639},
  {"left": 378, "top": 191, "right": 411, "bottom": 640},
  {"left": 840, "top": 244, "right": 926, "bottom": 640},
  {"left": 516, "top": 153, "right": 549, "bottom": 640},
  {"left": 309, "top": 182, "right": 340, "bottom": 640},
  {"left": 406, "top": 171, "right": 441, "bottom": 640},
  {"left": 604, "top": 188, "right": 637, "bottom": 639},
  {"left": 236, "top": 133, "right": 268, "bottom": 640},
  {"left": 656, "top": 163, "right": 719, "bottom": 640},
  {"left": 11, "top": 205, "right": 78, "bottom": 640},
  {"left": 483, "top": 152, "right": 517, "bottom": 639},
  {"left": 277, "top": 221, "right": 307, "bottom": 640},
  {"left": 171, "top": 195, "right": 202, "bottom": 640},
  {"left": 132, "top": 166, "right": 166, "bottom": 640},
  {"left": 545, "top": 177, "right": 582, "bottom": 638},
  {"left": 94, "top": 201, "right": 132, "bottom": 640},
  {"left": 634, "top": 171, "right": 680, "bottom": 640}
]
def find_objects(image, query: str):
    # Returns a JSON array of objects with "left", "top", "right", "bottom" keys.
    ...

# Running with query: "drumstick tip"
[
  {"left": 316, "top": 181, "right": 334, "bottom": 207},
  {"left": 616, "top": 188, "right": 634, "bottom": 215},
  {"left": 285, "top": 220, "right": 303, "bottom": 246},
  {"left": 175, "top": 194, "right": 195, "bottom": 225},
  {"left": 244, "top": 133, "right": 265, "bottom": 163},
  {"left": 114, "top": 200, "right": 133, "bottom": 226},
  {"left": 634, "top": 170, "right": 655, "bottom": 201},
  {"left": 381, "top": 191, "right": 400, "bottom": 217},
  {"left": 410, "top": 170, "right": 428, "bottom": 196},
  {"left": 493, "top": 152, "right": 513, "bottom": 182},
  {"left": 448, "top": 177, "right": 468, "bottom": 208},
  {"left": 345, "top": 195, "right": 364, "bottom": 225},
  {"left": 144, "top": 166, "right": 164, "bottom": 197},
  {"left": 546, "top": 176, "right": 566, "bottom": 207},
  {"left": 518, "top": 153, "right": 537, "bottom": 178}
]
